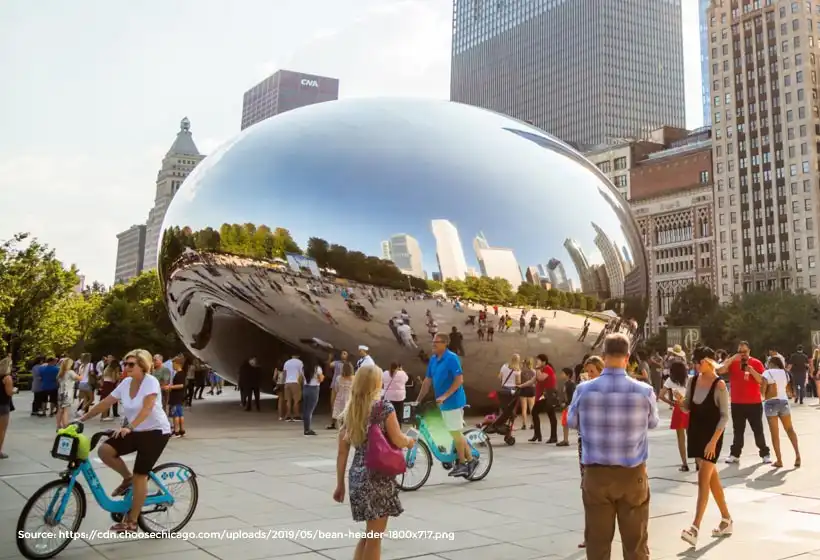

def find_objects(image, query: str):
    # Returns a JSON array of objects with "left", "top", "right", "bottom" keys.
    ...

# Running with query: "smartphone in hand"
[{"left": 406, "top": 428, "right": 419, "bottom": 440}]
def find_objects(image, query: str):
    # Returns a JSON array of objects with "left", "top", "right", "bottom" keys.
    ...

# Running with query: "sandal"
[
  {"left": 578, "top": 542, "right": 585, "bottom": 548},
  {"left": 795, "top": 457, "right": 802, "bottom": 468},
  {"left": 110, "top": 519, "right": 138, "bottom": 533},
  {"left": 679, "top": 464, "right": 690, "bottom": 472},
  {"left": 681, "top": 525, "right": 698, "bottom": 546},
  {"left": 711, "top": 518, "right": 733, "bottom": 538},
  {"left": 111, "top": 477, "right": 133, "bottom": 497},
  {"left": 772, "top": 461, "right": 783, "bottom": 468}
]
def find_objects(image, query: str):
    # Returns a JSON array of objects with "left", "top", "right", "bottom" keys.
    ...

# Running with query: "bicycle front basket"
[{"left": 51, "top": 433, "right": 80, "bottom": 461}]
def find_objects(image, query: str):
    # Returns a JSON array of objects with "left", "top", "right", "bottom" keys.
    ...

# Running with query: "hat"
[
  {"left": 358, "top": 345, "right": 369, "bottom": 352},
  {"left": 692, "top": 346, "right": 721, "bottom": 370},
  {"left": 667, "top": 344, "right": 686, "bottom": 358}
]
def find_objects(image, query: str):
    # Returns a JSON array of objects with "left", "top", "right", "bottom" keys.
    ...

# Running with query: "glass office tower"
[{"left": 450, "top": 0, "right": 686, "bottom": 148}]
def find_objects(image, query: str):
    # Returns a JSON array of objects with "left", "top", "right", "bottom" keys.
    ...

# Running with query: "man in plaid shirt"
[{"left": 567, "top": 333, "right": 659, "bottom": 560}]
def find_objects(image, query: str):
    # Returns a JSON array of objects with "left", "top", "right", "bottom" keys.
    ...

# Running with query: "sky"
[{"left": 0, "top": 0, "right": 703, "bottom": 286}]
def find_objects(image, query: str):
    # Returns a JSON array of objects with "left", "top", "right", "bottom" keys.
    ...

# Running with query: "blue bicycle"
[
  {"left": 16, "top": 423, "right": 198, "bottom": 559},
  {"left": 397, "top": 402, "right": 493, "bottom": 491}
]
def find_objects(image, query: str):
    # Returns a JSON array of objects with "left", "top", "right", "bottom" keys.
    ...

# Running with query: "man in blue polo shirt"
[{"left": 416, "top": 333, "right": 474, "bottom": 477}]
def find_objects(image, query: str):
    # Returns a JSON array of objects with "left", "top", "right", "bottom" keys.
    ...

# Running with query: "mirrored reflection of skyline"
[{"left": 161, "top": 98, "right": 646, "bottom": 303}]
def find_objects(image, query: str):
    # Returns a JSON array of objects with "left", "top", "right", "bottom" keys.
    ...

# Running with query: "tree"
[
  {"left": 0, "top": 234, "right": 79, "bottom": 362},
  {"left": 665, "top": 284, "right": 719, "bottom": 327},
  {"left": 85, "top": 270, "right": 183, "bottom": 359},
  {"left": 30, "top": 291, "right": 107, "bottom": 357}
]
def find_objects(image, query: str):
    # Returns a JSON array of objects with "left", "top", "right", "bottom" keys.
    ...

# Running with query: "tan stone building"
[
  {"left": 630, "top": 129, "right": 716, "bottom": 332},
  {"left": 709, "top": 0, "right": 820, "bottom": 300}
]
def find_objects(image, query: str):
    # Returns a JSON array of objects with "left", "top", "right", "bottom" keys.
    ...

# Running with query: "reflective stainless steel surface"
[{"left": 158, "top": 98, "right": 646, "bottom": 406}]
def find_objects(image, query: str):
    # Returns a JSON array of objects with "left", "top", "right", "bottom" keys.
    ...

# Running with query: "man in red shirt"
[
  {"left": 529, "top": 353, "right": 558, "bottom": 443},
  {"left": 718, "top": 341, "right": 771, "bottom": 464}
]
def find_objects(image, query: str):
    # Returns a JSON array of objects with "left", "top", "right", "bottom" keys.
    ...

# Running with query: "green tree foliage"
[
  {"left": 664, "top": 286, "right": 820, "bottom": 354},
  {"left": 0, "top": 234, "right": 79, "bottom": 362},
  {"left": 85, "top": 270, "right": 182, "bottom": 360},
  {"left": 433, "top": 276, "right": 598, "bottom": 311}
]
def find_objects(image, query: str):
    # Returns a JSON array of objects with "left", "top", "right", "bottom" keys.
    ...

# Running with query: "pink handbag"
[{"left": 364, "top": 402, "right": 406, "bottom": 476}]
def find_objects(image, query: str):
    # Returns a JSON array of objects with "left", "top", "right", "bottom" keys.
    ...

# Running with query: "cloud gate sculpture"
[{"left": 158, "top": 98, "right": 647, "bottom": 407}]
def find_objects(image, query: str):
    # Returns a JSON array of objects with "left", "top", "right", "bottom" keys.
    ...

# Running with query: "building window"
[
  {"left": 700, "top": 171, "right": 710, "bottom": 184},
  {"left": 613, "top": 174, "right": 627, "bottom": 188},
  {"left": 613, "top": 157, "right": 627, "bottom": 170},
  {"left": 598, "top": 161, "right": 611, "bottom": 173}
]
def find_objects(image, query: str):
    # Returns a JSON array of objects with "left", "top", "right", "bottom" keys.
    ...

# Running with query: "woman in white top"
[
  {"left": 80, "top": 348, "right": 171, "bottom": 533},
  {"left": 301, "top": 361, "right": 325, "bottom": 436},
  {"left": 56, "top": 358, "right": 78, "bottom": 429},
  {"left": 498, "top": 354, "right": 521, "bottom": 393},
  {"left": 77, "top": 352, "right": 95, "bottom": 413},
  {"left": 761, "top": 356, "right": 801, "bottom": 468},
  {"left": 383, "top": 362, "right": 409, "bottom": 423}
]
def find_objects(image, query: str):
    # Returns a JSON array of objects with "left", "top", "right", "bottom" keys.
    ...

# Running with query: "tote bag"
[{"left": 364, "top": 401, "right": 406, "bottom": 476}]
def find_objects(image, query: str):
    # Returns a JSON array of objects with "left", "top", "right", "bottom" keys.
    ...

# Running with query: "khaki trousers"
[{"left": 582, "top": 463, "right": 650, "bottom": 560}]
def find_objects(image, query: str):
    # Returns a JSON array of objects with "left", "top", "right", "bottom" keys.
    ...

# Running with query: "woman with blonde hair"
[
  {"left": 79, "top": 349, "right": 171, "bottom": 532},
  {"left": 76, "top": 352, "right": 95, "bottom": 413},
  {"left": 517, "top": 357, "right": 537, "bottom": 430},
  {"left": 56, "top": 358, "right": 78, "bottom": 429},
  {"left": 333, "top": 365, "right": 415, "bottom": 560}
]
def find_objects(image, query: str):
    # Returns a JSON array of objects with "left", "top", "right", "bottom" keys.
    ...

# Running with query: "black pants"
[
  {"left": 195, "top": 384, "right": 205, "bottom": 399},
  {"left": 185, "top": 379, "right": 196, "bottom": 406},
  {"left": 532, "top": 398, "right": 557, "bottom": 441},
  {"left": 242, "top": 386, "right": 260, "bottom": 410},
  {"left": 391, "top": 400, "right": 405, "bottom": 424},
  {"left": 807, "top": 378, "right": 817, "bottom": 398},
  {"left": 729, "top": 402, "right": 770, "bottom": 458}
]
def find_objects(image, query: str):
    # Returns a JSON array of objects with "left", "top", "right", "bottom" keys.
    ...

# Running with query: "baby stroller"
[{"left": 477, "top": 388, "right": 518, "bottom": 446}]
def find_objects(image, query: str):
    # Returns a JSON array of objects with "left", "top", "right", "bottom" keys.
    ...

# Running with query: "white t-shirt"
[
  {"left": 111, "top": 375, "right": 171, "bottom": 434},
  {"left": 306, "top": 365, "right": 323, "bottom": 386},
  {"left": 382, "top": 369, "right": 408, "bottom": 401},
  {"left": 499, "top": 364, "right": 519, "bottom": 388},
  {"left": 663, "top": 377, "right": 688, "bottom": 401},
  {"left": 763, "top": 368, "right": 790, "bottom": 401},
  {"left": 283, "top": 358, "right": 304, "bottom": 384},
  {"left": 59, "top": 370, "right": 79, "bottom": 397}
]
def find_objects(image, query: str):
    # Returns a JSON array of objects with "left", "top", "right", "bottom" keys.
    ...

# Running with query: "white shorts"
[{"left": 440, "top": 408, "right": 465, "bottom": 432}]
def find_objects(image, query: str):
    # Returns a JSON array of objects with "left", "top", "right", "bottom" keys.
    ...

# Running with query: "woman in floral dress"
[
  {"left": 332, "top": 362, "right": 354, "bottom": 425},
  {"left": 333, "top": 365, "right": 415, "bottom": 559}
]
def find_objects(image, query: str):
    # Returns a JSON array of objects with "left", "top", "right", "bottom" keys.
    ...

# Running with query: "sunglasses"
[{"left": 124, "top": 362, "right": 138, "bottom": 368}]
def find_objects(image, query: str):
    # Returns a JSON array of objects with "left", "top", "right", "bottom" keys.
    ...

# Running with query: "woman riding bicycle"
[{"left": 79, "top": 348, "right": 172, "bottom": 532}]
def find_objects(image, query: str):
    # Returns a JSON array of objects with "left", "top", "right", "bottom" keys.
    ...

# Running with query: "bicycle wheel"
[
  {"left": 464, "top": 428, "right": 493, "bottom": 482},
  {"left": 16, "top": 480, "right": 86, "bottom": 560},
  {"left": 137, "top": 462, "right": 199, "bottom": 534},
  {"left": 397, "top": 440, "right": 433, "bottom": 491}
]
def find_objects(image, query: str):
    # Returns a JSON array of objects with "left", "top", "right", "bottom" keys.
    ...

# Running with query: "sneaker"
[
  {"left": 304, "top": 430, "right": 317, "bottom": 436},
  {"left": 286, "top": 417, "right": 294, "bottom": 422},
  {"left": 0, "top": 452, "right": 8, "bottom": 459},
  {"left": 448, "top": 463, "right": 469, "bottom": 478},
  {"left": 725, "top": 455, "right": 740, "bottom": 464},
  {"left": 171, "top": 433, "right": 181, "bottom": 439},
  {"left": 762, "top": 455, "right": 772, "bottom": 464}
]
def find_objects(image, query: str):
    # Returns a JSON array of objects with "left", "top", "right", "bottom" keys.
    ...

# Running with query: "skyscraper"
[
  {"left": 699, "top": 0, "right": 711, "bottom": 125},
  {"left": 593, "top": 222, "right": 625, "bottom": 298},
  {"left": 546, "top": 258, "right": 571, "bottom": 292},
  {"left": 431, "top": 219, "right": 469, "bottom": 280},
  {"left": 240, "top": 69, "right": 340, "bottom": 130},
  {"left": 385, "top": 234, "right": 424, "bottom": 278},
  {"left": 381, "top": 240, "right": 392, "bottom": 261},
  {"left": 710, "top": 1, "right": 820, "bottom": 299},
  {"left": 563, "top": 238, "right": 593, "bottom": 294},
  {"left": 142, "top": 118, "right": 204, "bottom": 272},
  {"left": 114, "top": 225, "right": 146, "bottom": 285},
  {"left": 450, "top": 0, "right": 686, "bottom": 147}
]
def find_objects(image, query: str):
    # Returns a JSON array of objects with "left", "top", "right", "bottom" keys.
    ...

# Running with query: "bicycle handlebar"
[{"left": 67, "top": 422, "right": 116, "bottom": 451}]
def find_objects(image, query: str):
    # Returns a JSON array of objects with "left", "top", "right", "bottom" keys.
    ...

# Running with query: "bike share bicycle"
[
  {"left": 396, "top": 401, "right": 493, "bottom": 491},
  {"left": 16, "top": 422, "right": 199, "bottom": 559}
]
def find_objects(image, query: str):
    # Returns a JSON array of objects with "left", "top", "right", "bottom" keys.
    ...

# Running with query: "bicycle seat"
[{"left": 89, "top": 430, "right": 116, "bottom": 451}]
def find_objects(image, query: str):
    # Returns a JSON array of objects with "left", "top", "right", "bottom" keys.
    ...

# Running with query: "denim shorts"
[
  {"left": 168, "top": 404, "right": 184, "bottom": 418},
  {"left": 764, "top": 399, "right": 790, "bottom": 418}
]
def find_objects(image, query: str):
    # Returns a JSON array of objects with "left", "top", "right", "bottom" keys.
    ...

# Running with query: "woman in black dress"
[{"left": 679, "top": 347, "right": 733, "bottom": 548}]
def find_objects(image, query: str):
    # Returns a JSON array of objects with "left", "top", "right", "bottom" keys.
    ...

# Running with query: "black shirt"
[
  {"left": 789, "top": 352, "right": 809, "bottom": 376},
  {"left": 564, "top": 380, "right": 577, "bottom": 405},
  {"left": 448, "top": 331, "right": 463, "bottom": 350},
  {"left": 167, "top": 372, "right": 187, "bottom": 406}
]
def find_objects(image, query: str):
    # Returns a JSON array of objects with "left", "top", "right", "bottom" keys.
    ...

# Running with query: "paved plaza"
[{"left": 3, "top": 391, "right": 820, "bottom": 559}]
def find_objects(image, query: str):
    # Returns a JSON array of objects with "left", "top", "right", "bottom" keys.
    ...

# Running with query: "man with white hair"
[
  {"left": 396, "top": 320, "right": 416, "bottom": 348},
  {"left": 356, "top": 346, "right": 375, "bottom": 369}
]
